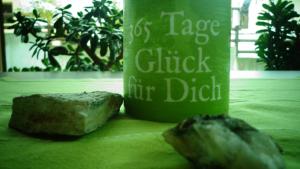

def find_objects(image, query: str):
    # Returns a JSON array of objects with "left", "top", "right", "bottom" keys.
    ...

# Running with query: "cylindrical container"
[{"left": 123, "top": 0, "right": 231, "bottom": 122}]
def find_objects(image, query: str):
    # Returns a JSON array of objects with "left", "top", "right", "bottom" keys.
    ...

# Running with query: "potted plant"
[
  {"left": 9, "top": 0, "right": 123, "bottom": 71},
  {"left": 255, "top": 0, "right": 300, "bottom": 70}
]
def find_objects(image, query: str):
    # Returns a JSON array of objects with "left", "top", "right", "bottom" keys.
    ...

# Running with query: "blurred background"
[{"left": 0, "top": 0, "right": 300, "bottom": 72}]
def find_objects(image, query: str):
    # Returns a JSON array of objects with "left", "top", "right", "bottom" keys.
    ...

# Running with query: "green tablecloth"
[{"left": 0, "top": 74, "right": 300, "bottom": 169}]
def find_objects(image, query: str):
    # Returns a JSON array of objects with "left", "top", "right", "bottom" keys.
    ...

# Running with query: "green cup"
[{"left": 123, "top": 0, "right": 231, "bottom": 122}]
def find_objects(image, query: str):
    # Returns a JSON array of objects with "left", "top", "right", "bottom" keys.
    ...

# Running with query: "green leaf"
[
  {"left": 100, "top": 40, "right": 108, "bottom": 56},
  {"left": 83, "top": 57, "right": 92, "bottom": 64},
  {"left": 91, "top": 35, "right": 99, "bottom": 53},
  {"left": 80, "top": 33, "right": 90, "bottom": 47},
  {"left": 256, "top": 21, "right": 271, "bottom": 26},
  {"left": 30, "top": 67, "right": 36, "bottom": 71},
  {"left": 64, "top": 11, "right": 72, "bottom": 16},
  {"left": 278, "top": 0, "right": 289, "bottom": 10},
  {"left": 54, "top": 17, "right": 63, "bottom": 28},
  {"left": 49, "top": 46, "right": 69, "bottom": 56},
  {"left": 262, "top": 4, "right": 273, "bottom": 12},
  {"left": 7, "top": 23, "right": 18, "bottom": 29},
  {"left": 34, "top": 67, "right": 43, "bottom": 72},
  {"left": 67, "top": 44, "right": 75, "bottom": 51},
  {"left": 21, "top": 35, "right": 29, "bottom": 43},
  {"left": 284, "top": 4, "right": 294, "bottom": 12},
  {"left": 77, "top": 11, "right": 83, "bottom": 17},
  {"left": 103, "top": 6, "right": 111, "bottom": 14},
  {"left": 269, "top": 0, "right": 276, "bottom": 8},
  {"left": 36, "top": 48, "right": 42, "bottom": 59},
  {"left": 64, "top": 4, "right": 72, "bottom": 9},
  {"left": 41, "top": 58, "right": 50, "bottom": 66},
  {"left": 29, "top": 44, "right": 37, "bottom": 51},
  {"left": 14, "top": 27, "right": 22, "bottom": 36},
  {"left": 109, "top": 43, "right": 115, "bottom": 60},
  {"left": 54, "top": 17, "right": 64, "bottom": 36},
  {"left": 94, "top": 8, "right": 101, "bottom": 17},
  {"left": 13, "top": 67, "right": 20, "bottom": 72},
  {"left": 93, "top": 1, "right": 102, "bottom": 7},
  {"left": 258, "top": 16, "right": 267, "bottom": 21},
  {"left": 32, "top": 47, "right": 38, "bottom": 58},
  {"left": 83, "top": 12, "right": 93, "bottom": 20},
  {"left": 53, "top": 13, "right": 60, "bottom": 19},
  {"left": 258, "top": 12, "right": 273, "bottom": 20},
  {"left": 276, "top": 0, "right": 282, "bottom": 6},
  {"left": 33, "top": 9, "right": 39, "bottom": 18},
  {"left": 285, "top": 11, "right": 300, "bottom": 21},
  {"left": 22, "top": 68, "right": 30, "bottom": 72}
]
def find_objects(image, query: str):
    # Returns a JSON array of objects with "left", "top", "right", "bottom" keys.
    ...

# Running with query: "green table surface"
[{"left": 0, "top": 72, "right": 300, "bottom": 169}]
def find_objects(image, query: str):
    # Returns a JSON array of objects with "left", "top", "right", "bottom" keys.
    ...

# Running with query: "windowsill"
[{"left": 0, "top": 71, "right": 299, "bottom": 80}]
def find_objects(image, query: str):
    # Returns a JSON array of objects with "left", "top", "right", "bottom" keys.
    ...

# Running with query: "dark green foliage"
[
  {"left": 256, "top": 0, "right": 300, "bottom": 70},
  {"left": 9, "top": 0, "right": 123, "bottom": 71}
]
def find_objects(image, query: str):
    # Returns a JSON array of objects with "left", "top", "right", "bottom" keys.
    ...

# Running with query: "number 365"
[{"left": 129, "top": 18, "right": 152, "bottom": 44}]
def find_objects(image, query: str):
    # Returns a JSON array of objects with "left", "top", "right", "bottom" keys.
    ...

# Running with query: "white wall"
[
  {"left": 5, "top": 32, "right": 44, "bottom": 69},
  {"left": 293, "top": 0, "right": 300, "bottom": 12}
]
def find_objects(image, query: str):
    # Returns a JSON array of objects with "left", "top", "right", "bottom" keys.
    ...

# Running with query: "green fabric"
[{"left": 0, "top": 76, "right": 300, "bottom": 169}]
